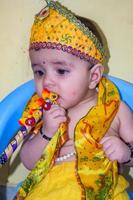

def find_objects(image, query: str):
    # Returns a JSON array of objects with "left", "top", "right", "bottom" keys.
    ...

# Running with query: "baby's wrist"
[
  {"left": 122, "top": 143, "right": 133, "bottom": 164},
  {"left": 42, "top": 126, "right": 56, "bottom": 137},
  {"left": 40, "top": 128, "right": 52, "bottom": 141}
]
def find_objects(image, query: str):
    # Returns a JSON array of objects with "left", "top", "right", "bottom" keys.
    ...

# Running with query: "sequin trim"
[{"left": 30, "top": 42, "right": 99, "bottom": 65}]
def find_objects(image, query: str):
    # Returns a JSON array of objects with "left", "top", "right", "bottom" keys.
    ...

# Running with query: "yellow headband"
[{"left": 30, "top": 0, "right": 106, "bottom": 65}]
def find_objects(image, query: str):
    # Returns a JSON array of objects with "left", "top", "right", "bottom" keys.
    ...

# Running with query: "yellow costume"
[
  {"left": 14, "top": 77, "right": 129, "bottom": 200},
  {"left": 21, "top": 162, "right": 129, "bottom": 200},
  {"left": 13, "top": 1, "right": 129, "bottom": 199}
]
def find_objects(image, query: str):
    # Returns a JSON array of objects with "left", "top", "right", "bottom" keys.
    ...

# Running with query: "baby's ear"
[{"left": 88, "top": 64, "right": 104, "bottom": 89}]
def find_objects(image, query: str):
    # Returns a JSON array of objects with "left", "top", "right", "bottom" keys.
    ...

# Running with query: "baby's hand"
[
  {"left": 100, "top": 136, "right": 131, "bottom": 163},
  {"left": 42, "top": 105, "right": 67, "bottom": 137}
]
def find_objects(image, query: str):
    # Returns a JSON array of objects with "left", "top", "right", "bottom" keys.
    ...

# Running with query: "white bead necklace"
[{"left": 55, "top": 152, "right": 75, "bottom": 162}]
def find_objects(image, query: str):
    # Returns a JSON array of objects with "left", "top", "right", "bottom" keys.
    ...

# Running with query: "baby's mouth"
[{"left": 42, "top": 88, "right": 59, "bottom": 104}]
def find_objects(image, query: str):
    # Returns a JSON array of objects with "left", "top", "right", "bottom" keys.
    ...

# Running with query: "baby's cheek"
[
  {"left": 71, "top": 91, "right": 77, "bottom": 97},
  {"left": 67, "top": 91, "right": 79, "bottom": 103}
]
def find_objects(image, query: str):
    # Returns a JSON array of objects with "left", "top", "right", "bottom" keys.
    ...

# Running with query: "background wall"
[{"left": 0, "top": 0, "right": 133, "bottom": 189}]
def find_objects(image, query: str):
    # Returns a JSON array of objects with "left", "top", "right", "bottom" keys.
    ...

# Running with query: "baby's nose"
[{"left": 43, "top": 75, "right": 55, "bottom": 88}]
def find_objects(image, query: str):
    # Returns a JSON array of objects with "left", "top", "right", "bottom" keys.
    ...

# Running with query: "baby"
[{"left": 14, "top": 1, "right": 133, "bottom": 200}]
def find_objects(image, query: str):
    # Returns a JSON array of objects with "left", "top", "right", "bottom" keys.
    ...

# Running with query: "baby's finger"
[
  {"left": 102, "top": 142, "right": 112, "bottom": 151},
  {"left": 100, "top": 136, "right": 111, "bottom": 144},
  {"left": 54, "top": 116, "right": 67, "bottom": 124},
  {"left": 43, "top": 104, "right": 59, "bottom": 113},
  {"left": 51, "top": 105, "right": 66, "bottom": 114},
  {"left": 104, "top": 146, "right": 115, "bottom": 157},
  {"left": 43, "top": 105, "right": 66, "bottom": 116},
  {"left": 52, "top": 109, "right": 66, "bottom": 119},
  {"left": 107, "top": 152, "right": 117, "bottom": 161}
]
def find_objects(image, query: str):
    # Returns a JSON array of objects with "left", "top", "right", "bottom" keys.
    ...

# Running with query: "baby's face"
[{"left": 29, "top": 48, "right": 92, "bottom": 109}]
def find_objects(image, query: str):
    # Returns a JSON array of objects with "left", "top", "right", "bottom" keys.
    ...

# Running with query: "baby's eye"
[
  {"left": 57, "top": 69, "right": 70, "bottom": 75},
  {"left": 34, "top": 70, "right": 44, "bottom": 78}
]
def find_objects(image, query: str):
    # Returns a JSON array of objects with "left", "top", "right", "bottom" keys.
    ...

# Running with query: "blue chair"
[
  {"left": 0, "top": 76, "right": 133, "bottom": 199},
  {"left": 0, "top": 80, "right": 35, "bottom": 154}
]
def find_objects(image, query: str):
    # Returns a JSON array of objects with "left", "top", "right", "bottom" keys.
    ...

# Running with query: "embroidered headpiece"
[{"left": 30, "top": 0, "right": 106, "bottom": 65}]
